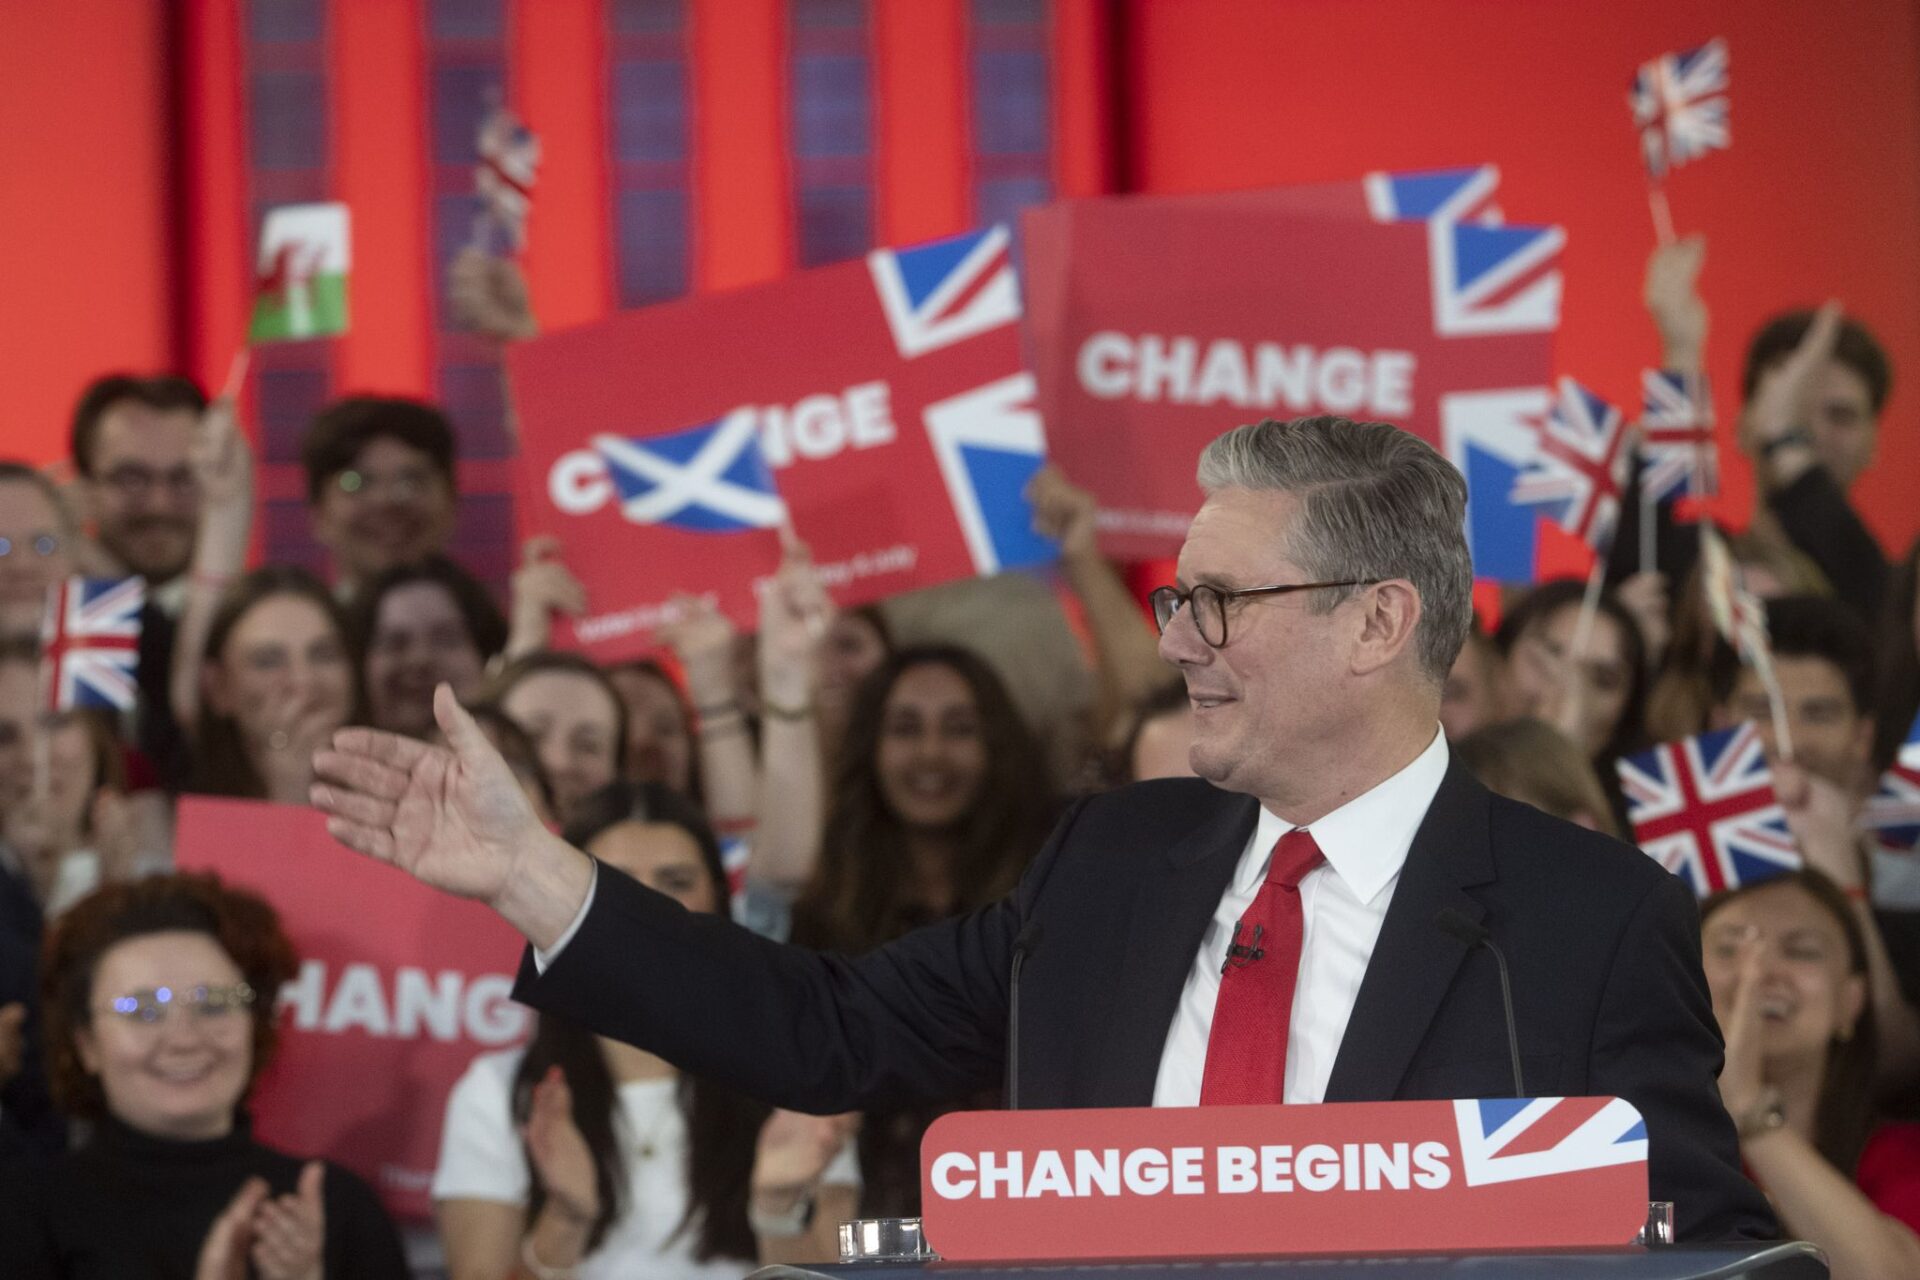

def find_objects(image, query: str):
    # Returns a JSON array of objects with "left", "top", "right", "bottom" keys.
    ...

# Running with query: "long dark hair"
[
  {"left": 508, "top": 782, "right": 760, "bottom": 1261},
  {"left": 1494, "top": 577, "right": 1650, "bottom": 763},
  {"left": 189, "top": 566, "right": 366, "bottom": 797},
  {"left": 1701, "top": 868, "right": 1878, "bottom": 1173},
  {"left": 795, "top": 645, "right": 1054, "bottom": 952}
]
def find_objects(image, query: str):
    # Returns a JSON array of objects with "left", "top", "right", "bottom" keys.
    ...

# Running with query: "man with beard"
[
  {"left": 1709, "top": 594, "right": 1920, "bottom": 1096},
  {"left": 68, "top": 375, "right": 209, "bottom": 591},
  {"left": 300, "top": 396, "right": 459, "bottom": 600}
]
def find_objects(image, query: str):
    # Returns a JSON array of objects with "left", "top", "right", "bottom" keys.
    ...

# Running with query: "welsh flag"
[{"left": 248, "top": 203, "right": 351, "bottom": 343}]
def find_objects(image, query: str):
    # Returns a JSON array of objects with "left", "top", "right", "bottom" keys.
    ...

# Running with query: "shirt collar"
[{"left": 1241, "top": 726, "right": 1450, "bottom": 905}]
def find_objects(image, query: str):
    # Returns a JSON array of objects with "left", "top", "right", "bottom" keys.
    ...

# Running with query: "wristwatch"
[
  {"left": 748, "top": 1191, "right": 818, "bottom": 1238},
  {"left": 1736, "top": 1087, "right": 1788, "bottom": 1141}
]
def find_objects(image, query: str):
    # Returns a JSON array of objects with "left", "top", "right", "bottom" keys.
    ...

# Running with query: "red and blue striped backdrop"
[{"left": 179, "top": 0, "right": 1112, "bottom": 590}]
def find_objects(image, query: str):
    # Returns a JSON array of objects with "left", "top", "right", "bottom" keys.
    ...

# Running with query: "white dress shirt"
[{"left": 1151, "top": 727, "right": 1450, "bottom": 1107}]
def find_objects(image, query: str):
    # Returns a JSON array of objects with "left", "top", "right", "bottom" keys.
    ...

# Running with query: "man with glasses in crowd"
[{"left": 313, "top": 414, "right": 1776, "bottom": 1242}]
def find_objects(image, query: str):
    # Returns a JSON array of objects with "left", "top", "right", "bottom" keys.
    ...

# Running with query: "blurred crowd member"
[
  {"left": 434, "top": 783, "right": 854, "bottom": 1278},
  {"left": 1644, "top": 532, "right": 1831, "bottom": 745},
  {"left": 1495, "top": 577, "right": 1649, "bottom": 771},
  {"left": 350, "top": 556, "right": 507, "bottom": 739},
  {"left": 0, "top": 639, "right": 59, "bottom": 1160},
  {"left": 1740, "top": 306, "right": 1895, "bottom": 621},
  {"left": 1708, "top": 596, "right": 1920, "bottom": 1090},
  {"left": 66, "top": 373, "right": 209, "bottom": 590},
  {"left": 503, "top": 534, "right": 586, "bottom": 662},
  {"left": 0, "top": 462, "right": 76, "bottom": 639},
  {"left": 1440, "top": 623, "right": 1505, "bottom": 743},
  {"left": 608, "top": 659, "right": 700, "bottom": 796},
  {"left": 187, "top": 567, "right": 364, "bottom": 805},
  {"left": 488, "top": 652, "right": 627, "bottom": 826},
  {"left": 1454, "top": 718, "right": 1620, "bottom": 837},
  {"left": 1873, "top": 539, "right": 1920, "bottom": 771},
  {"left": 1703, "top": 871, "right": 1920, "bottom": 1277},
  {"left": 815, "top": 606, "right": 891, "bottom": 755},
  {"left": 793, "top": 645, "right": 1056, "bottom": 1216},
  {"left": 3, "top": 873, "right": 408, "bottom": 1277},
  {"left": 1116, "top": 680, "right": 1194, "bottom": 784},
  {"left": 301, "top": 396, "right": 458, "bottom": 599},
  {"left": 1027, "top": 466, "right": 1170, "bottom": 747},
  {"left": 5, "top": 711, "right": 146, "bottom": 918}
]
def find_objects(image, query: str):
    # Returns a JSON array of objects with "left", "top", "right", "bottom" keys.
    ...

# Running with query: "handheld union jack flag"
[
  {"left": 40, "top": 577, "right": 145, "bottom": 712},
  {"left": 1864, "top": 711, "right": 1920, "bottom": 857},
  {"left": 1509, "top": 378, "right": 1631, "bottom": 551},
  {"left": 1631, "top": 38, "right": 1731, "bottom": 181},
  {"left": 1638, "top": 369, "right": 1718, "bottom": 501},
  {"left": 1454, "top": 1097, "right": 1648, "bottom": 1188},
  {"left": 1619, "top": 722, "right": 1799, "bottom": 897},
  {"left": 475, "top": 100, "right": 540, "bottom": 254}
]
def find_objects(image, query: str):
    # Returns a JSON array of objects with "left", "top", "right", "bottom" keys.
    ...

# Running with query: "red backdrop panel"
[
  {"left": 1124, "top": 0, "right": 1920, "bottom": 556},
  {"left": 0, "top": 0, "right": 173, "bottom": 464}
]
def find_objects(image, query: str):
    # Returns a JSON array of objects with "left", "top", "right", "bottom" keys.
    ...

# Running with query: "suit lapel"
[
  {"left": 1091, "top": 789, "right": 1257, "bottom": 1106},
  {"left": 1324, "top": 758, "right": 1496, "bottom": 1103}
]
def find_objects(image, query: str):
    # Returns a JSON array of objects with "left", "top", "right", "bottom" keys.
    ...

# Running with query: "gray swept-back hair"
[{"left": 1196, "top": 416, "right": 1473, "bottom": 682}]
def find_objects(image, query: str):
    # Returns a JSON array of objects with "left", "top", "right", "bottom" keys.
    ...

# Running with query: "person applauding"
[{"left": 1703, "top": 871, "right": 1920, "bottom": 1278}]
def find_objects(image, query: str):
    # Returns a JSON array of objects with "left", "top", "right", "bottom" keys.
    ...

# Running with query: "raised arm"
[
  {"left": 658, "top": 595, "right": 758, "bottom": 842},
  {"left": 170, "top": 397, "right": 254, "bottom": 735},
  {"left": 749, "top": 535, "right": 834, "bottom": 892}
]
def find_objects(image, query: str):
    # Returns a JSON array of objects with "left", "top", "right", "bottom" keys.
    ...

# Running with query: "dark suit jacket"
[{"left": 515, "top": 760, "right": 1777, "bottom": 1242}]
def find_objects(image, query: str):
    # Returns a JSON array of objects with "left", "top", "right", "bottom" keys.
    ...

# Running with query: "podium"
[{"left": 756, "top": 1242, "right": 1826, "bottom": 1278}]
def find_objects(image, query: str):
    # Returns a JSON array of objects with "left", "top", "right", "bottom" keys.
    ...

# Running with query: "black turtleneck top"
[{"left": 0, "top": 1112, "right": 409, "bottom": 1279}]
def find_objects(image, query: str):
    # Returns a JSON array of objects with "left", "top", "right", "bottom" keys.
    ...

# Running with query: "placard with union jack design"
[{"left": 509, "top": 224, "right": 1052, "bottom": 661}]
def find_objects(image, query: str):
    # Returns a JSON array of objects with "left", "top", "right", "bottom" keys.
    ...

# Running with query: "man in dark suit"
[{"left": 313, "top": 415, "right": 1776, "bottom": 1242}]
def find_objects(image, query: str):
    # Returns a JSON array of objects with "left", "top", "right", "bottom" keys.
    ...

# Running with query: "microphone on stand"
[
  {"left": 1434, "top": 908, "right": 1525, "bottom": 1098},
  {"left": 1007, "top": 919, "right": 1044, "bottom": 1111}
]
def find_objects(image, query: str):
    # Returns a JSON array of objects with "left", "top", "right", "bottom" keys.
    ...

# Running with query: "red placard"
[
  {"left": 1024, "top": 190, "right": 1559, "bottom": 568},
  {"left": 508, "top": 226, "right": 1053, "bottom": 663},
  {"left": 175, "top": 798, "right": 530, "bottom": 1221},
  {"left": 921, "top": 1099, "right": 1649, "bottom": 1263}
]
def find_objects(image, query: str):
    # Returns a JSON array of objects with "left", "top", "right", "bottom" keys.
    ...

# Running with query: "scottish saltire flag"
[
  {"left": 1364, "top": 165, "right": 1503, "bottom": 226},
  {"left": 475, "top": 100, "right": 540, "bottom": 254},
  {"left": 40, "top": 577, "right": 144, "bottom": 712},
  {"left": 1639, "top": 369, "right": 1718, "bottom": 501},
  {"left": 1631, "top": 38, "right": 1731, "bottom": 180},
  {"left": 1454, "top": 1098, "right": 1648, "bottom": 1188},
  {"left": 1700, "top": 523, "right": 1775, "bottom": 677},
  {"left": 870, "top": 224, "right": 1020, "bottom": 358},
  {"left": 1509, "top": 378, "right": 1631, "bottom": 551},
  {"left": 248, "top": 203, "right": 350, "bottom": 343},
  {"left": 1864, "top": 711, "right": 1920, "bottom": 857},
  {"left": 591, "top": 412, "right": 786, "bottom": 533},
  {"left": 1619, "top": 723, "right": 1799, "bottom": 897}
]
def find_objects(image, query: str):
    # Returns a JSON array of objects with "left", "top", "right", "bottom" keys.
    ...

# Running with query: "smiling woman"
[{"left": 2, "top": 873, "right": 408, "bottom": 1278}]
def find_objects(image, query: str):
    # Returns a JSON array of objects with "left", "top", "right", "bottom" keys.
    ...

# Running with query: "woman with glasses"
[{"left": 2, "top": 872, "right": 408, "bottom": 1278}]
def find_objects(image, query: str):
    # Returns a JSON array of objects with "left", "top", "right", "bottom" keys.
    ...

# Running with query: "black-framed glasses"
[
  {"left": 1150, "top": 580, "right": 1378, "bottom": 648},
  {"left": 94, "top": 982, "right": 256, "bottom": 1028}
]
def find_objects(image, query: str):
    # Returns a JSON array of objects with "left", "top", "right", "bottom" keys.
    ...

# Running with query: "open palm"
[{"left": 313, "top": 685, "right": 544, "bottom": 904}]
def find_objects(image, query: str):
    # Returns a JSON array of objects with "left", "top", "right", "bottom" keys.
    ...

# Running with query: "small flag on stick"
[
  {"left": 41, "top": 577, "right": 145, "bottom": 712},
  {"left": 248, "top": 203, "right": 351, "bottom": 343},
  {"left": 1864, "top": 711, "right": 1920, "bottom": 857},
  {"left": 1631, "top": 38, "right": 1731, "bottom": 182},
  {"left": 474, "top": 100, "right": 540, "bottom": 254},
  {"left": 1509, "top": 377, "right": 1632, "bottom": 553},
  {"left": 1619, "top": 722, "right": 1799, "bottom": 898}
]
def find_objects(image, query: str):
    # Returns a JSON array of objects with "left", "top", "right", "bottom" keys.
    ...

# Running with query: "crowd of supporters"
[{"left": 0, "top": 240, "right": 1918, "bottom": 1278}]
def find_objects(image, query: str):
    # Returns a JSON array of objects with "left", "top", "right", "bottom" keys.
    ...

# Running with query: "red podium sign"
[{"left": 921, "top": 1098, "right": 1649, "bottom": 1263}]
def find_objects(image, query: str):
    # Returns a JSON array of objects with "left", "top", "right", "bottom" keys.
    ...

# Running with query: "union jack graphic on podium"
[
  {"left": 1454, "top": 1097, "right": 1648, "bottom": 1188},
  {"left": 1865, "top": 711, "right": 1920, "bottom": 857},
  {"left": 1509, "top": 378, "right": 1631, "bottom": 551},
  {"left": 1632, "top": 38, "right": 1731, "bottom": 180},
  {"left": 1619, "top": 723, "right": 1799, "bottom": 897},
  {"left": 870, "top": 224, "right": 1020, "bottom": 358},
  {"left": 1639, "top": 369, "right": 1718, "bottom": 501},
  {"left": 591, "top": 412, "right": 786, "bottom": 534},
  {"left": 41, "top": 576, "right": 144, "bottom": 712}
]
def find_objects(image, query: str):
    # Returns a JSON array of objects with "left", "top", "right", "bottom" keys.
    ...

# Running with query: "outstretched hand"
[{"left": 312, "top": 685, "right": 549, "bottom": 907}]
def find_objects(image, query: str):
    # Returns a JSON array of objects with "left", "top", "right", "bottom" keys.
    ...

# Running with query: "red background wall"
[{"left": 6, "top": 1, "right": 1919, "bottom": 557}]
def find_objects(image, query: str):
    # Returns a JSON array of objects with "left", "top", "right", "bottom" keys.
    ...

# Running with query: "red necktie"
[{"left": 1199, "top": 828, "right": 1325, "bottom": 1106}]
